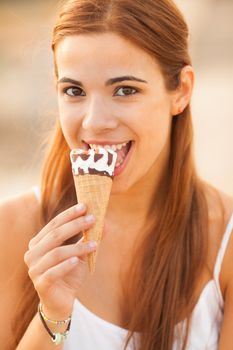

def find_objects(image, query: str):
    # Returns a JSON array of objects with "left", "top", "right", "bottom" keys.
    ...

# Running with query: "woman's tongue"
[{"left": 116, "top": 149, "right": 126, "bottom": 164}]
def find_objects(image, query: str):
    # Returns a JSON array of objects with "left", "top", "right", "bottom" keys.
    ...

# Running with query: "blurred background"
[{"left": 0, "top": 0, "right": 233, "bottom": 199}]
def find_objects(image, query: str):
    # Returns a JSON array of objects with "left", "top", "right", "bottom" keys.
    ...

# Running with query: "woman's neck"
[
  {"left": 106, "top": 171, "right": 168, "bottom": 241},
  {"left": 104, "top": 138, "right": 170, "bottom": 244}
]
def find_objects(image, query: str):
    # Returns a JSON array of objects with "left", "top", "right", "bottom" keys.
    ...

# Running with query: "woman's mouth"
[{"left": 83, "top": 140, "right": 133, "bottom": 176}]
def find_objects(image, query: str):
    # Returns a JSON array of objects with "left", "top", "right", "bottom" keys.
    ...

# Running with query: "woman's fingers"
[
  {"left": 28, "top": 240, "right": 98, "bottom": 280},
  {"left": 28, "top": 203, "right": 87, "bottom": 248},
  {"left": 36, "top": 214, "right": 95, "bottom": 255},
  {"left": 34, "top": 255, "right": 82, "bottom": 291},
  {"left": 24, "top": 214, "right": 96, "bottom": 265}
]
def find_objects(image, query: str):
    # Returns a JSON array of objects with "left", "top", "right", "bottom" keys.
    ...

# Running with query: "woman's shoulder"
[
  {"left": 202, "top": 180, "right": 233, "bottom": 221},
  {"left": 0, "top": 187, "right": 41, "bottom": 234},
  {"left": 202, "top": 181, "right": 233, "bottom": 292},
  {"left": 0, "top": 188, "right": 41, "bottom": 275},
  {"left": 201, "top": 181, "right": 233, "bottom": 250},
  {"left": 215, "top": 187, "right": 233, "bottom": 295},
  {"left": 0, "top": 189, "right": 42, "bottom": 343}
]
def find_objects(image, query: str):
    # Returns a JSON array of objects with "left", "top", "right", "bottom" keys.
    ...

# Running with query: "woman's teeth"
[
  {"left": 89, "top": 142, "right": 128, "bottom": 151},
  {"left": 116, "top": 159, "right": 124, "bottom": 167},
  {"left": 88, "top": 141, "right": 132, "bottom": 169}
]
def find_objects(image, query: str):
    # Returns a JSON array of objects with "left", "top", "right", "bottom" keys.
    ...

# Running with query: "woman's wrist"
[
  {"left": 39, "top": 302, "right": 72, "bottom": 325},
  {"left": 40, "top": 302, "right": 73, "bottom": 324},
  {"left": 38, "top": 302, "right": 72, "bottom": 345}
]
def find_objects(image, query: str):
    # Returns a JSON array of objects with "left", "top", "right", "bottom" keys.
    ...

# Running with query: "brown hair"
[{"left": 12, "top": 1, "right": 211, "bottom": 349}]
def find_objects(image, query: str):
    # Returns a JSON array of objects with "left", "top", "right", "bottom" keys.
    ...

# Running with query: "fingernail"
[
  {"left": 69, "top": 256, "right": 79, "bottom": 265},
  {"left": 77, "top": 203, "right": 86, "bottom": 211},
  {"left": 84, "top": 214, "right": 95, "bottom": 223},
  {"left": 87, "top": 241, "right": 97, "bottom": 248}
]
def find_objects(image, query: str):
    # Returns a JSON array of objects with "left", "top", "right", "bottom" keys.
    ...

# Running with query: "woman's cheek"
[{"left": 59, "top": 112, "right": 81, "bottom": 147}]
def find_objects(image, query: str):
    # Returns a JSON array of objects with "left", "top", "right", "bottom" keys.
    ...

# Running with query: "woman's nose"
[{"left": 82, "top": 97, "right": 118, "bottom": 132}]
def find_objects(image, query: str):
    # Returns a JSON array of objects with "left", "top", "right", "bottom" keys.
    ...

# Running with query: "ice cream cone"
[
  {"left": 73, "top": 174, "right": 112, "bottom": 273},
  {"left": 70, "top": 146, "right": 117, "bottom": 273}
]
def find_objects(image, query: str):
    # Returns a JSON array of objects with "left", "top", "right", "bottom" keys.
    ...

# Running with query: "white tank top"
[{"left": 32, "top": 186, "right": 233, "bottom": 349}]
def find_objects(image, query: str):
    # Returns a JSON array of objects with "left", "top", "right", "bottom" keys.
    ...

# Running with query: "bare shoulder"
[
  {"left": 0, "top": 188, "right": 42, "bottom": 344},
  {"left": 0, "top": 188, "right": 41, "bottom": 265},
  {"left": 202, "top": 181, "right": 233, "bottom": 292},
  {"left": 0, "top": 187, "right": 41, "bottom": 221},
  {"left": 204, "top": 190, "right": 233, "bottom": 347},
  {"left": 217, "top": 187, "right": 233, "bottom": 296},
  {"left": 202, "top": 180, "right": 233, "bottom": 221},
  {"left": 202, "top": 181, "right": 233, "bottom": 245},
  {"left": 0, "top": 188, "right": 42, "bottom": 281}
]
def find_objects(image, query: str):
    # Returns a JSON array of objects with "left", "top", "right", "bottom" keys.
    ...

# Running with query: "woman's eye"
[
  {"left": 63, "top": 86, "right": 85, "bottom": 97},
  {"left": 115, "top": 86, "right": 138, "bottom": 96},
  {"left": 62, "top": 86, "right": 138, "bottom": 97}
]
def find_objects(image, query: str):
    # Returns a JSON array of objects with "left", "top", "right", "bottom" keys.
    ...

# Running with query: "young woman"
[{"left": 1, "top": 0, "right": 233, "bottom": 349}]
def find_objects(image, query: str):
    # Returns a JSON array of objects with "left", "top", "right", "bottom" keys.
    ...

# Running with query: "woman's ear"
[{"left": 170, "top": 65, "right": 195, "bottom": 115}]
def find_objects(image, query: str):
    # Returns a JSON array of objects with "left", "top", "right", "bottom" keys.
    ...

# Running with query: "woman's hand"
[{"left": 24, "top": 203, "right": 97, "bottom": 320}]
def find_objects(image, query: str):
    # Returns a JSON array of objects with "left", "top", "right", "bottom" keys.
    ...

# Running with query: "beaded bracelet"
[
  {"left": 39, "top": 302, "right": 72, "bottom": 325},
  {"left": 38, "top": 303, "right": 72, "bottom": 345}
]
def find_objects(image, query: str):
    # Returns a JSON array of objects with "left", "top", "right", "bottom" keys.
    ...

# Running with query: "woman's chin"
[{"left": 111, "top": 179, "right": 134, "bottom": 195}]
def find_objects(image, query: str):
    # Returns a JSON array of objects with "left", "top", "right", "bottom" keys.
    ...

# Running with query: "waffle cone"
[{"left": 73, "top": 174, "right": 113, "bottom": 274}]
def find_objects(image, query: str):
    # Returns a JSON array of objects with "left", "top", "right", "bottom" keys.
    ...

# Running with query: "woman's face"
[{"left": 55, "top": 32, "right": 176, "bottom": 192}]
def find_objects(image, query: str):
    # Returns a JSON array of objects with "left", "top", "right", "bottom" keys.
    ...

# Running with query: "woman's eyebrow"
[
  {"left": 106, "top": 76, "right": 148, "bottom": 85},
  {"left": 57, "top": 75, "right": 148, "bottom": 87}
]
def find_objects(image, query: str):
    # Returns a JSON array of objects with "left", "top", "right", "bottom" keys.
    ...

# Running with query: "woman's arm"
[
  {"left": 218, "top": 195, "right": 233, "bottom": 349},
  {"left": 16, "top": 313, "right": 65, "bottom": 350},
  {"left": 219, "top": 274, "right": 233, "bottom": 350},
  {"left": 0, "top": 189, "right": 98, "bottom": 349},
  {"left": 0, "top": 190, "right": 41, "bottom": 348}
]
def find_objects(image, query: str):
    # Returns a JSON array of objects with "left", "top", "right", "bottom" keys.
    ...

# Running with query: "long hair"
[{"left": 12, "top": 1, "right": 212, "bottom": 349}]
